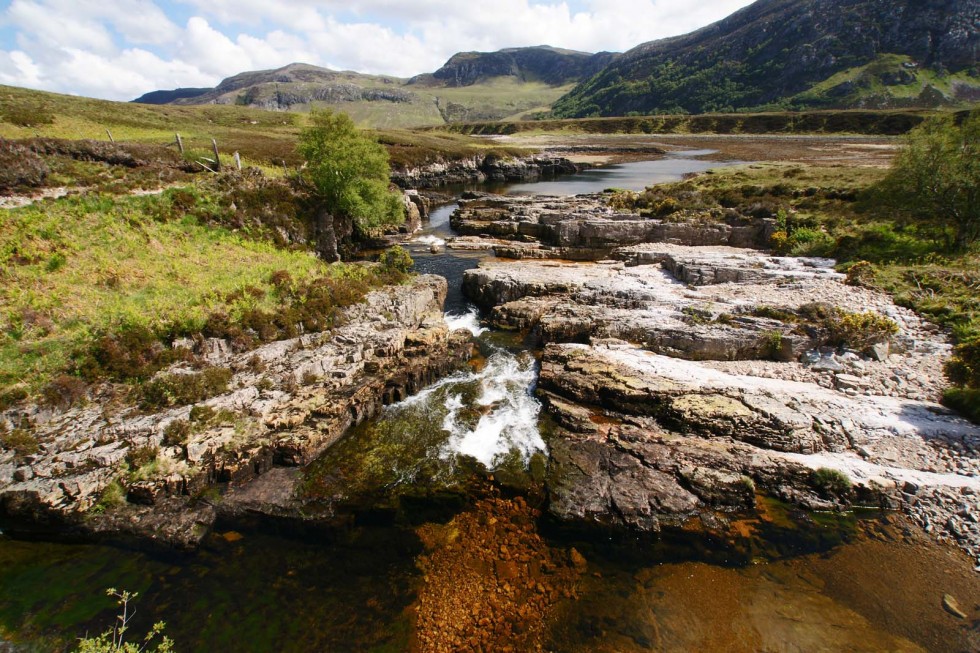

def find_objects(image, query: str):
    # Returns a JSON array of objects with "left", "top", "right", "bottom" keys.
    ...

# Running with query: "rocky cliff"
[
  {"left": 0, "top": 275, "right": 472, "bottom": 548},
  {"left": 410, "top": 46, "right": 618, "bottom": 88},
  {"left": 553, "top": 0, "right": 980, "bottom": 116}
]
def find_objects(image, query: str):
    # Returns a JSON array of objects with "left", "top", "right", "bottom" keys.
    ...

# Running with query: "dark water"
[{"left": 1, "top": 154, "right": 973, "bottom": 652}]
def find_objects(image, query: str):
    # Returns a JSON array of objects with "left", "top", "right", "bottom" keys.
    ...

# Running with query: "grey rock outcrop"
[{"left": 0, "top": 275, "right": 472, "bottom": 547}]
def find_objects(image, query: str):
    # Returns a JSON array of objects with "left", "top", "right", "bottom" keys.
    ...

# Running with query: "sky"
[{"left": 0, "top": 0, "right": 755, "bottom": 101}]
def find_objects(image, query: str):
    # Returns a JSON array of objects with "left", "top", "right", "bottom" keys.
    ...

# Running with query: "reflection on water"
[{"left": 502, "top": 154, "right": 737, "bottom": 196}]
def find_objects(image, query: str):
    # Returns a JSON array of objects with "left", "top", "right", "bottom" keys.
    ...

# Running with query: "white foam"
[
  {"left": 445, "top": 308, "right": 487, "bottom": 336},
  {"left": 441, "top": 351, "right": 546, "bottom": 468},
  {"left": 413, "top": 234, "right": 446, "bottom": 247}
]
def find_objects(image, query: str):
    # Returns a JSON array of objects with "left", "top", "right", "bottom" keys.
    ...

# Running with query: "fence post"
[
  {"left": 175, "top": 133, "right": 184, "bottom": 155},
  {"left": 211, "top": 138, "right": 221, "bottom": 172}
]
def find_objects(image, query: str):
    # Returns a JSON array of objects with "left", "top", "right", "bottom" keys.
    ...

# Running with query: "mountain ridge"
[{"left": 552, "top": 0, "right": 980, "bottom": 117}]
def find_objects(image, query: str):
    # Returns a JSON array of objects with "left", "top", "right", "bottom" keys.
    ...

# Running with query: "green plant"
[
  {"left": 74, "top": 589, "right": 173, "bottom": 653},
  {"left": 41, "top": 374, "right": 87, "bottom": 408},
  {"left": 0, "top": 427, "right": 39, "bottom": 457},
  {"left": 1, "top": 100, "right": 54, "bottom": 127},
  {"left": 297, "top": 110, "right": 404, "bottom": 237},
  {"left": 827, "top": 310, "right": 900, "bottom": 351},
  {"left": 844, "top": 260, "right": 876, "bottom": 287},
  {"left": 378, "top": 245, "right": 414, "bottom": 277},
  {"left": 138, "top": 367, "right": 233, "bottom": 409},
  {"left": 945, "top": 337, "right": 980, "bottom": 388},
  {"left": 762, "top": 330, "right": 785, "bottom": 360},
  {"left": 125, "top": 445, "right": 158, "bottom": 470},
  {"left": 811, "top": 467, "right": 853, "bottom": 498},
  {"left": 162, "top": 420, "right": 192, "bottom": 447},
  {"left": 875, "top": 111, "right": 980, "bottom": 250},
  {"left": 93, "top": 479, "right": 128, "bottom": 513}
]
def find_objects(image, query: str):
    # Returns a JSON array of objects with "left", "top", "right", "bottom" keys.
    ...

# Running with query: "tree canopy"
[
  {"left": 297, "top": 110, "right": 403, "bottom": 237},
  {"left": 878, "top": 111, "right": 979, "bottom": 250}
]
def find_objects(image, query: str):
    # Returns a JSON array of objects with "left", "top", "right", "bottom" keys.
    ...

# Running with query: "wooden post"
[
  {"left": 105, "top": 129, "right": 115, "bottom": 143},
  {"left": 175, "top": 133, "right": 184, "bottom": 155},
  {"left": 233, "top": 151, "right": 242, "bottom": 171},
  {"left": 211, "top": 138, "right": 221, "bottom": 172}
]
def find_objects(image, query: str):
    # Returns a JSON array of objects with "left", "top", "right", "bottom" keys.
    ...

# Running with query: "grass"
[
  {"left": 0, "top": 84, "right": 539, "bottom": 177},
  {"left": 435, "top": 108, "right": 957, "bottom": 137},
  {"left": 790, "top": 54, "right": 980, "bottom": 109},
  {"left": 0, "top": 187, "right": 337, "bottom": 396}
]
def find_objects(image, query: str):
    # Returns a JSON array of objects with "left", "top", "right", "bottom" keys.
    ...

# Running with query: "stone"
[{"left": 942, "top": 594, "right": 967, "bottom": 619}]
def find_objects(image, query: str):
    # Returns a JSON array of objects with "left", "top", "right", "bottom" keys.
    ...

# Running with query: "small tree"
[
  {"left": 297, "top": 110, "right": 404, "bottom": 238},
  {"left": 877, "top": 111, "right": 979, "bottom": 250},
  {"left": 75, "top": 589, "right": 173, "bottom": 653}
]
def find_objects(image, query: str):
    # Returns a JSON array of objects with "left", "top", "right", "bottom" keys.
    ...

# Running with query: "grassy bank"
[
  {"left": 0, "top": 85, "right": 526, "bottom": 176},
  {"left": 0, "top": 183, "right": 405, "bottom": 406},
  {"left": 438, "top": 109, "right": 963, "bottom": 137}
]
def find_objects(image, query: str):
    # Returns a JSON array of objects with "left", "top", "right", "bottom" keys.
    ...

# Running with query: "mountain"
[
  {"left": 552, "top": 0, "right": 980, "bottom": 117},
  {"left": 133, "top": 88, "right": 211, "bottom": 104},
  {"left": 133, "top": 48, "right": 617, "bottom": 128},
  {"left": 408, "top": 46, "right": 618, "bottom": 87}
]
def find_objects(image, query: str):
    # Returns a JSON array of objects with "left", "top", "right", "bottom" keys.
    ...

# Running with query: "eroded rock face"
[
  {"left": 0, "top": 275, "right": 473, "bottom": 546},
  {"left": 449, "top": 193, "right": 775, "bottom": 254},
  {"left": 463, "top": 242, "right": 980, "bottom": 562},
  {"left": 390, "top": 155, "right": 578, "bottom": 189}
]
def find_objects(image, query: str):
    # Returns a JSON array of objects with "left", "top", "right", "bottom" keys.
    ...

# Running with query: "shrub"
[
  {"left": 943, "top": 388, "right": 980, "bottom": 424},
  {"left": 0, "top": 385, "right": 29, "bottom": 410},
  {"left": 139, "top": 367, "right": 233, "bottom": 409},
  {"left": 945, "top": 337, "right": 980, "bottom": 389},
  {"left": 0, "top": 427, "right": 39, "bottom": 457},
  {"left": 378, "top": 245, "right": 414, "bottom": 277},
  {"left": 0, "top": 139, "right": 49, "bottom": 191},
  {"left": 875, "top": 111, "right": 980, "bottom": 250},
  {"left": 81, "top": 323, "right": 186, "bottom": 382},
  {"left": 93, "top": 480, "right": 128, "bottom": 513},
  {"left": 162, "top": 420, "right": 191, "bottom": 447},
  {"left": 827, "top": 311, "right": 900, "bottom": 351},
  {"left": 844, "top": 260, "right": 876, "bottom": 287},
  {"left": 125, "top": 444, "right": 158, "bottom": 470},
  {"left": 763, "top": 330, "right": 785, "bottom": 360},
  {"left": 41, "top": 374, "right": 87, "bottom": 408},
  {"left": 811, "top": 467, "right": 853, "bottom": 498}
]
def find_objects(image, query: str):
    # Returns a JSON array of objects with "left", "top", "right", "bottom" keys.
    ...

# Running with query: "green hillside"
[{"left": 553, "top": 0, "right": 980, "bottom": 118}]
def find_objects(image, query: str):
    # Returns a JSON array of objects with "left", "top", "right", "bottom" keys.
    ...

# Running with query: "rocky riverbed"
[
  {"left": 0, "top": 275, "right": 472, "bottom": 547},
  {"left": 458, "top": 193, "right": 980, "bottom": 568}
]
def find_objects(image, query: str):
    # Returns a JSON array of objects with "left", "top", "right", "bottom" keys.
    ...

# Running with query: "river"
[{"left": 0, "top": 153, "right": 974, "bottom": 652}]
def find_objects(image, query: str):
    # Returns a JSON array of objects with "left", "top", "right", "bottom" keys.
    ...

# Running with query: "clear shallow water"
[{"left": 2, "top": 154, "right": 975, "bottom": 652}]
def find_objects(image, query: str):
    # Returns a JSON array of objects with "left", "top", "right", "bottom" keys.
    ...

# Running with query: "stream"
[{"left": 0, "top": 154, "right": 974, "bottom": 652}]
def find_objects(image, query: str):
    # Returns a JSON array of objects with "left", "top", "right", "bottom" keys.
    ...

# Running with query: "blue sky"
[{"left": 0, "top": 0, "right": 755, "bottom": 100}]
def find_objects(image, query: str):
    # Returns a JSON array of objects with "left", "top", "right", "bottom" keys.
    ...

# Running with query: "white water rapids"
[{"left": 384, "top": 310, "right": 545, "bottom": 469}]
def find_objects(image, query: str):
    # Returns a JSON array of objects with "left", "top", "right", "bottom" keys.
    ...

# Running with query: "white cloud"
[{"left": 0, "top": 0, "right": 756, "bottom": 100}]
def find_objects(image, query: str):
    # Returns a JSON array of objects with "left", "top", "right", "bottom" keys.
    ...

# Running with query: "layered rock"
[
  {"left": 390, "top": 155, "right": 578, "bottom": 189},
  {"left": 463, "top": 243, "right": 980, "bottom": 562},
  {"left": 0, "top": 275, "right": 472, "bottom": 547},
  {"left": 448, "top": 194, "right": 774, "bottom": 256}
]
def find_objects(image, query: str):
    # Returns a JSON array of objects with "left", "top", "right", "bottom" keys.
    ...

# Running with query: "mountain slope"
[
  {"left": 552, "top": 0, "right": 980, "bottom": 117},
  {"left": 133, "top": 48, "right": 618, "bottom": 128},
  {"left": 408, "top": 46, "right": 617, "bottom": 87}
]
